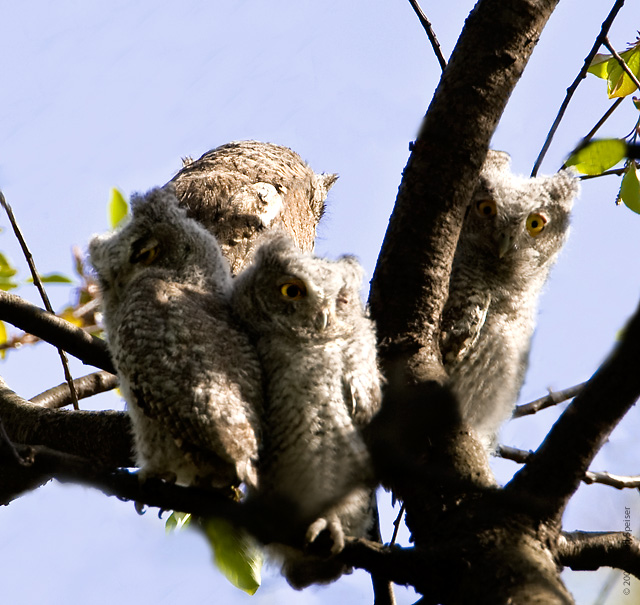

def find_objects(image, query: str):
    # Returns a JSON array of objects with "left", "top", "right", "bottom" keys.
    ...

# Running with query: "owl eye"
[
  {"left": 131, "top": 242, "right": 160, "bottom": 266},
  {"left": 475, "top": 199, "right": 497, "bottom": 218},
  {"left": 526, "top": 213, "right": 547, "bottom": 237},
  {"left": 279, "top": 278, "right": 307, "bottom": 300}
]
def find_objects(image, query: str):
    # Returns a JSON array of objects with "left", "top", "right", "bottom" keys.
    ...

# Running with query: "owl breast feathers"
[
  {"left": 441, "top": 151, "right": 580, "bottom": 448},
  {"left": 89, "top": 186, "right": 263, "bottom": 490},
  {"left": 231, "top": 233, "right": 382, "bottom": 588}
]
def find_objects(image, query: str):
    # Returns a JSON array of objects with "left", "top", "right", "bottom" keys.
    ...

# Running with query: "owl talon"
[{"left": 306, "top": 515, "right": 345, "bottom": 556}]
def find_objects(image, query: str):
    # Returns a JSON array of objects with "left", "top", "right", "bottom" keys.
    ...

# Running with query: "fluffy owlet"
[
  {"left": 231, "top": 234, "right": 382, "bottom": 588},
  {"left": 89, "top": 186, "right": 263, "bottom": 490},
  {"left": 167, "top": 140, "right": 338, "bottom": 273},
  {"left": 440, "top": 151, "right": 579, "bottom": 448}
]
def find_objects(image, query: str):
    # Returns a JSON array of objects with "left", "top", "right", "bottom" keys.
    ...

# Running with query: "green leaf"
[
  {"left": 165, "top": 511, "right": 192, "bottom": 533},
  {"left": 588, "top": 43, "right": 640, "bottom": 99},
  {"left": 565, "top": 139, "right": 627, "bottom": 175},
  {"left": 0, "top": 320, "right": 7, "bottom": 360},
  {"left": 108, "top": 188, "right": 129, "bottom": 229},
  {"left": 26, "top": 273, "right": 73, "bottom": 285},
  {"left": 619, "top": 163, "right": 640, "bottom": 214},
  {"left": 200, "top": 517, "right": 262, "bottom": 595}
]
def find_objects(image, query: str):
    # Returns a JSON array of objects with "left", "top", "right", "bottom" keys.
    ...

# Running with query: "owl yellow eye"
[
  {"left": 475, "top": 199, "right": 497, "bottom": 218},
  {"left": 526, "top": 213, "right": 547, "bottom": 237},
  {"left": 279, "top": 279, "right": 307, "bottom": 300},
  {"left": 131, "top": 243, "right": 160, "bottom": 266}
]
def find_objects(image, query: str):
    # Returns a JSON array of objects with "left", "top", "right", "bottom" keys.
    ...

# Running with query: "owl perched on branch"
[
  {"left": 231, "top": 234, "right": 382, "bottom": 588},
  {"left": 440, "top": 151, "right": 579, "bottom": 448},
  {"left": 89, "top": 187, "right": 263, "bottom": 490},
  {"left": 167, "top": 140, "right": 338, "bottom": 274}
]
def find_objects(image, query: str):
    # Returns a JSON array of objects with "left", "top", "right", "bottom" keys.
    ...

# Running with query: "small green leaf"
[
  {"left": 200, "top": 517, "right": 262, "bottom": 595},
  {"left": 565, "top": 139, "right": 627, "bottom": 175},
  {"left": 619, "top": 163, "right": 640, "bottom": 214},
  {"left": 109, "top": 188, "right": 129, "bottom": 229},
  {"left": 0, "top": 321, "right": 7, "bottom": 360},
  {"left": 26, "top": 273, "right": 73, "bottom": 285},
  {"left": 588, "top": 43, "right": 640, "bottom": 99},
  {"left": 165, "top": 511, "right": 192, "bottom": 533}
]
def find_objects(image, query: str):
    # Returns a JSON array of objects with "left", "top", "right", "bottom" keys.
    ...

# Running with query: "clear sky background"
[{"left": 1, "top": 1, "right": 639, "bottom": 604}]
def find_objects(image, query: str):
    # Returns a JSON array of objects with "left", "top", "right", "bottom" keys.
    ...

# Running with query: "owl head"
[
  {"left": 458, "top": 150, "right": 580, "bottom": 278},
  {"left": 231, "top": 233, "right": 365, "bottom": 340},
  {"left": 89, "top": 186, "right": 231, "bottom": 303}
]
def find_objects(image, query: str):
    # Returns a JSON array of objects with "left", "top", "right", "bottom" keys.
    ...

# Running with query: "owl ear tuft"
[
  {"left": 130, "top": 186, "right": 186, "bottom": 224},
  {"left": 484, "top": 150, "right": 511, "bottom": 172},
  {"left": 337, "top": 255, "right": 364, "bottom": 288},
  {"left": 543, "top": 170, "right": 580, "bottom": 206}
]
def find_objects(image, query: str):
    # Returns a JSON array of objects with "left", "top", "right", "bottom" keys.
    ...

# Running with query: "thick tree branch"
[
  {"left": 0, "top": 377, "right": 132, "bottom": 503},
  {"left": 506, "top": 299, "right": 640, "bottom": 517},
  {"left": 0, "top": 291, "right": 114, "bottom": 373},
  {"left": 558, "top": 532, "right": 640, "bottom": 578},
  {"left": 369, "top": 0, "right": 561, "bottom": 387},
  {"left": 30, "top": 371, "right": 118, "bottom": 408}
]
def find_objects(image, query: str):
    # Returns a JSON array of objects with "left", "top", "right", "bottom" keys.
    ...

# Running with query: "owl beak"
[
  {"left": 496, "top": 232, "right": 515, "bottom": 258},
  {"left": 315, "top": 307, "right": 333, "bottom": 331}
]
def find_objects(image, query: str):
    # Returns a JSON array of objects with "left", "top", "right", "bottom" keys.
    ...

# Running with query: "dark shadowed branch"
[
  {"left": 506, "top": 298, "right": 640, "bottom": 516},
  {"left": 558, "top": 532, "right": 640, "bottom": 578},
  {"left": 30, "top": 371, "right": 119, "bottom": 408},
  {"left": 530, "top": 0, "right": 626, "bottom": 176},
  {"left": 0, "top": 377, "right": 132, "bottom": 504},
  {"left": 0, "top": 291, "right": 114, "bottom": 373}
]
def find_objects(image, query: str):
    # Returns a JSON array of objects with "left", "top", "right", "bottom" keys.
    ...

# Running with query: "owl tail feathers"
[{"left": 166, "top": 513, "right": 263, "bottom": 595}]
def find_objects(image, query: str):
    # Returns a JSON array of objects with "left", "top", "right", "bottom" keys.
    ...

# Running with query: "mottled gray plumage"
[
  {"left": 168, "top": 140, "right": 338, "bottom": 274},
  {"left": 89, "top": 187, "right": 263, "bottom": 489},
  {"left": 231, "top": 234, "right": 381, "bottom": 588},
  {"left": 441, "top": 151, "right": 579, "bottom": 447}
]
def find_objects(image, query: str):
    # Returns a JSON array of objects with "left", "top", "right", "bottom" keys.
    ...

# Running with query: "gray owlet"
[
  {"left": 231, "top": 234, "right": 382, "bottom": 588},
  {"left": 168, "top": 140, "right": 338, "bottom": 274},
  {"left": 89, "top": 187, "right": 263, "bottom": 490},
  {"left": 440, "top": 151, "right": 579, "bottom": 448}
]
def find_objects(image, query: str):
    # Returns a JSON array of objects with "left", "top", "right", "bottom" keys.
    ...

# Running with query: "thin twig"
[
  {"left": 512, "top": 382, "right": 586, "bottom": 418},
  {"left": 603, "top": 36, "right": 640, "bottom": 93},
  {"left": 29, "top": 371, "right": 119, "bottom": 408},
  {"left": 531, "top": 0, "right": 626, "bottom": 177},
  {"left": 583, "top": 97, "right": 625, "bottom": 142},
  {"left": 390, "top": 503, "right": 406, "bottom": 546},
  {"left": 579, "top": 167, "right": 628, "bottom": 180},
  {"left": 497, "top": 445, "right": 640, "bottom": 490},
  {"left": 0, "top": 190, "right": 80, "bottom": 410},
  {"left": 407, "top": 0, "right": 447, "bottom": 71}
]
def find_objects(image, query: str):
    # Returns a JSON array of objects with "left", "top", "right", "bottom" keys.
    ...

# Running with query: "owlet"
[
  {"left": 440, "top": 151, "right": 579, "bottom": 448},
  {"left": 89, "top": 187, "right": 263, "bottom": 489},
  {"left": 231, "top": 234, "right": 382, "bottom": 588}
]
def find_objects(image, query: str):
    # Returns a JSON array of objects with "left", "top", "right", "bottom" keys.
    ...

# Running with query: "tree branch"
[
  {"left": 558, "top": 532, "right": 640, "bottom": 578},
  {"left": 497, "top": 445, "right": 640, "bottom": 489},
  {"left": 29, "top": 371, "right": 118, "bottom": 408},
  {"left": 603, "top": 36, "right": 640, "bottom": 93},
  {"left": 506, "top": 298, "right": 640, "bottom": 516},
  {"left": 0, "top": 291, "right": 114, "bottom": 373},
  {"left": 407, "top": 0, "right": 447, "bottom": 71},
  {"left": 512, "top": 382, "right": 586, "bottom": 418},
  {"left": 530, "top": 0, "right": 626, "bottom": 176},
  {"left": 0, "top": 376, "right": 132, "bottom": 503}
]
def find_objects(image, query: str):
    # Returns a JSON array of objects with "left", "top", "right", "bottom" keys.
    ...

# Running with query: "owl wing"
[
  {"left": 342, "top": 333, "right": 383, "bottom": 427},
  {"left": 440, "top": 291, "right": 492, "bottom": 364}
]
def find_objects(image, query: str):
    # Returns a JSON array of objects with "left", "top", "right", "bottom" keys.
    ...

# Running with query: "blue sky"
[{"left": 1, "top": 1, "right": 639, "bottom": 603}]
